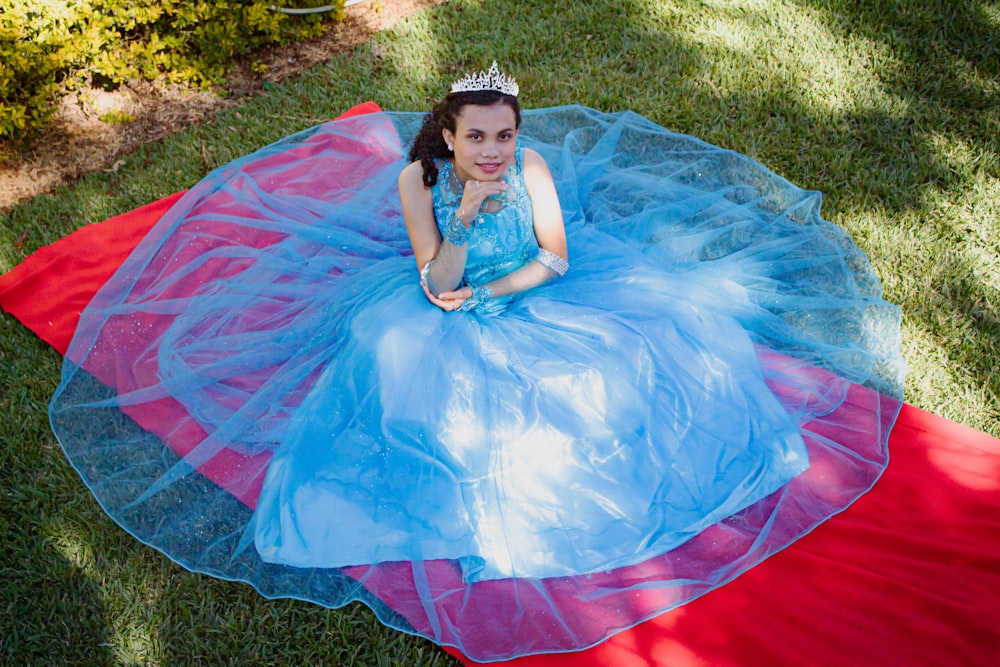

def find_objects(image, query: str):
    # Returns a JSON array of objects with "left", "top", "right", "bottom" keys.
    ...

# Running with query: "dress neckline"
[{"left": 437, "top": 149, "right": 521, "bottom": 215}]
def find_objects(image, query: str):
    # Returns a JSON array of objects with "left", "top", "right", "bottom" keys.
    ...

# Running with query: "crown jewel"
[{"left": 450, "top": 61, "right": 519, "bottom": 97}]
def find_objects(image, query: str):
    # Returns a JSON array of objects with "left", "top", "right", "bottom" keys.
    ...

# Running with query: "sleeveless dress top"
[
  {"left": 50, "top": 106, "right": 904, "bottom": 662},
  {"left": 430, "top": 148, "right": 535, "bottom": 310}
]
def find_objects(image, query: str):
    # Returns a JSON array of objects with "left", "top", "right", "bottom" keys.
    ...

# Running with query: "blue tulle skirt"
[{"left": 51, "top": 106, "right": 904, "bottom": 662}]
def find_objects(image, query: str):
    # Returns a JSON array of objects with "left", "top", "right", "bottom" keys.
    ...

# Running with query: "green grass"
[{"left": 1, "top": 0, "right": 998, "bottom": 663}]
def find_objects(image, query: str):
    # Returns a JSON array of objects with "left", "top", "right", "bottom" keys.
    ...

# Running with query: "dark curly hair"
[{"left": 408, "top": 89, "right": 521, "bottom": 187}]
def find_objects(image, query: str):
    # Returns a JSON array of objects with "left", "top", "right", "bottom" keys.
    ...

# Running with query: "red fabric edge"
[
  {"left": 1, "top": 191, "right": 185, "bottom": 355},
  {"left": 0, "top": 100, "right": 382, "bottom": 356}
]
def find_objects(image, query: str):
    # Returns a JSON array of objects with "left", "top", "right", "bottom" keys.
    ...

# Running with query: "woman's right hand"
[{"left": 457, "top": 179, "right": 507, "bottom": 225}]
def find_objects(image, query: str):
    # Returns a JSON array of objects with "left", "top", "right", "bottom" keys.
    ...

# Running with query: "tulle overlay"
[{"left": 51, "top": 106, "right": 904, "bottom": 661}]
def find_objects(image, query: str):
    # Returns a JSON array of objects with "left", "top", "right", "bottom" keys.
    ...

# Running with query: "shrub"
[{"left": 0, "top": 0, "right": 344, "bottom": 141}]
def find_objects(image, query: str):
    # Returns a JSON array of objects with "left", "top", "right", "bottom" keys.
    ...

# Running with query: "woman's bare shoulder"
[
  {"left": 522, "top": 147, "right": 544, "bottom": 164},
  {"left": 522, "top": 147, "right": 552, "bottom": 173},
  {"left": 398, "top": 160, "right": 426, "bottom": 189},
  {"left": 521, "top": 148, "right": 555, "bottom": 185}
]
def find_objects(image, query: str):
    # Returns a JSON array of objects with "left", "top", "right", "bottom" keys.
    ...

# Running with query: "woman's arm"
[
  {"left": 523, "top": 147, "right": 568, "bottom": 265},
  {"left": 398, "top": 162, "right": 465, "bottom": 297},
  {"left": 436, "top": 149, "right": 569, "bottom": 308}
]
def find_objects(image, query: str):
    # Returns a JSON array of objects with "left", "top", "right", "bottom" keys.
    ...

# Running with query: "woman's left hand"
[{"left": 421, "top": 281, "right": 471, "bottom": 312}]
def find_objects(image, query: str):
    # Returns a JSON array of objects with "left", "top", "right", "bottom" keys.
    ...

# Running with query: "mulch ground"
[{"left": 0, "top": 0, "right": 443, "bottom": 212}]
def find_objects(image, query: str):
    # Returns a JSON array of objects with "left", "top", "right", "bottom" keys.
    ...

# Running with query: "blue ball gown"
[{"left": 50, "top": 106, "right": 904, "bottom": 662}]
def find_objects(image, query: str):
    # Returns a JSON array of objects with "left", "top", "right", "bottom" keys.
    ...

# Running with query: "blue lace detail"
[
  {"left": 444, "top": 215, "right": 471, "bottom": 245},
  {"left": 431, "top": 148, "right": 535, "bottom": 294},
  {"left": 460, "top": 284, "right": 495, "bottom": 312}
]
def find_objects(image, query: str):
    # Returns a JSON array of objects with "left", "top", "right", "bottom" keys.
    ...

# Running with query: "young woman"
[{"left": 398, "top": 76, "right": 567, "bottom": 313}]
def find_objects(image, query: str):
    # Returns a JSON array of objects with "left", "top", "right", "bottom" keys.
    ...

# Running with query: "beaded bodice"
[{"left": 431, "top": 147, "right": 536, "bottom": 289}]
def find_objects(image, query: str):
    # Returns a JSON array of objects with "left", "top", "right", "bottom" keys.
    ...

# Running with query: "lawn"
[{"left": 1, "top": 0, "right": 997, "bottom": 664}]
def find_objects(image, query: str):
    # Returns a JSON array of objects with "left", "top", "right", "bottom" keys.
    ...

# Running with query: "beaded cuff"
[
  {"left": 534, "top": 248, "right": 569, "bottom": 276},
  {"left": 419, "top": 260, "right": 434, "bottom": 281},
  {"left": 460, "top": 283, "right": 494, "bottom": 312},
  {"left": 444, "top": 214, "right": 471, "bottom": 245}
]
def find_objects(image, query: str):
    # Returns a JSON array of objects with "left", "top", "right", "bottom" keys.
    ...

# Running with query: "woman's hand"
[
  {"left": 421, "top": 281, "right": 472, "bottom": 312},
  {"left": 457, "top": 179, "right": 507, "bottom": 225}
]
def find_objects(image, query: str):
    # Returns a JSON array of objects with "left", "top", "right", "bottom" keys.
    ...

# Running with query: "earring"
[{"left": 447, "top": 144, "right": 453, "bottom": 151}]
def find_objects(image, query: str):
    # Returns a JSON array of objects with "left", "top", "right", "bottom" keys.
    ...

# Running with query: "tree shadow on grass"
[
  {"left": 0, "top": 540, "right": 115, "bottom": 667},
  {"left": 795, "top": 0, "right": 999, "bottom": 206},
  {"left": 791, "top": 0, "right": 1000, "bottom": 417},
  {"left": 0, "top": 408, "right": 116, "bottom": 666}
]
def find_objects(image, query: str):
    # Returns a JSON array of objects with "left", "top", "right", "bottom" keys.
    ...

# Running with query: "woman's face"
[{"left": 442, "top": 102, "right": 518, "bottom": 183}]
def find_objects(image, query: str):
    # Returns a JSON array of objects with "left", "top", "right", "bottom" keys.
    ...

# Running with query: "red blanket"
[{"left": 3, "top": 102, "right": 998, "bottom": 666}]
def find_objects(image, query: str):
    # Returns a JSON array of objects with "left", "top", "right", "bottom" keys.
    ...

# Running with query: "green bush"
[{"left": 0, "top": 0, "right": 344, "bottom": 141}]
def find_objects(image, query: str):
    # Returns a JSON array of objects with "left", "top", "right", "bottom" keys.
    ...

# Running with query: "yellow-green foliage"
[{"left": 0, "top": 0, "right": 344, "bottom": 141}]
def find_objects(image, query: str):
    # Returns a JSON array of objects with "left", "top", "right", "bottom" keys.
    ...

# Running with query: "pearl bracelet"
[{"left": 534, "top": 248, "right": 569, "bottom": 276}]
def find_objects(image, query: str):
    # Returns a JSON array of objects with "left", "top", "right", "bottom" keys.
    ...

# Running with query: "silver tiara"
[{"left": 450, "top": 61, "right": 519, "bottom": 97}]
